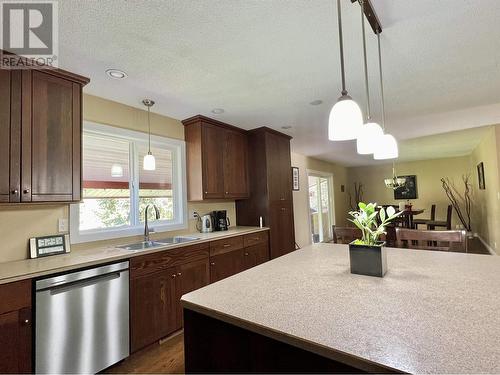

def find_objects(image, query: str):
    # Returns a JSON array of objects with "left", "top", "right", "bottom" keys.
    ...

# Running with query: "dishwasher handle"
[
  {"left": 45, "top": 272, "right": 123, "bottom": 295},
  {"left": 36, "top": 261, "right": 129, "bottom": 291}
]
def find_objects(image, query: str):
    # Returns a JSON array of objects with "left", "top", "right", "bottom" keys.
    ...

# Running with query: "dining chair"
[
  {"left": 395, "top": 228, "right": 467, "bottom": 252},
  {"left": 412, "top": 204, "right": 436, "bottom": 229},
  {"left": 332, "top": 226, "right": 362, "bottom": 244},
  {"left": 426, "top": 205, "right": 453, "bottom": 230}
]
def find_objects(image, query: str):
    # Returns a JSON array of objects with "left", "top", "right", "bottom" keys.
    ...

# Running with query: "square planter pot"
[{"left": 348, "top": 241, "right": 387, "bottom": 277}]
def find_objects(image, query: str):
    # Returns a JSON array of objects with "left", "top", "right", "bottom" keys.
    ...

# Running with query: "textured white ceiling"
[{"left": 57, "top": 0, "right": 500, "bottom": 166}]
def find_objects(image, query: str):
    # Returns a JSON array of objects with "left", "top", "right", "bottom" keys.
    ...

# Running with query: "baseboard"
[{"left": 477, "top": 235, "right": 497, "bottom": 255}]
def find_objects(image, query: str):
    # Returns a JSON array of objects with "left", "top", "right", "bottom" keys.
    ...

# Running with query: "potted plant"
[{"left": 348, "top": 202, "right": 402, "bottom": 277}]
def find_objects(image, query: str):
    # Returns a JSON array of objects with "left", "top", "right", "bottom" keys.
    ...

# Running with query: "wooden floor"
[{"left": 104, "top": 332, "right": 184, "bottom": 374}]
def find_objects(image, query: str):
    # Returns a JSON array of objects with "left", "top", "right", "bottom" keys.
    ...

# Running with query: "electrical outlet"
[
  {"left": 189, "top": 209, "right": 197, "bottom": 219},
  {"left": 58, "top": 218, "right": 68, "bottom": 233}
]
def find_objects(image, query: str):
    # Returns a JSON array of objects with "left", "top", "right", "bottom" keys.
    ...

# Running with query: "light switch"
[{"left": 58, "top": 218, "right": 68, "bottom": 233}]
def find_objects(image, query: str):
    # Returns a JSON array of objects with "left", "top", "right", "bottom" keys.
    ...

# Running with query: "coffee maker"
[{"left": 213, "top": 210, "right": 230, "bottom": 231}]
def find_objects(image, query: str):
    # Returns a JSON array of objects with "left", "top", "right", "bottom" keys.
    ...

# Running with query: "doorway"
[{"left": 308, "top": 172, "right": 334, "bottom": 243}]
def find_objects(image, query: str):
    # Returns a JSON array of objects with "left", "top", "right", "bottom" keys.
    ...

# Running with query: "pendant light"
[
  {"left": 328, "top": 0, "right": 363, "bottom": 141},
  {"left": 384, "top": 162, "right": 406, "bottom": 189},
  {"left": 142, "top": 99, "right": 156, "bottom": 170},
  {"left": 373, "top": 32, "right": 399, "bottom": 160},
  {"left": 356, "top": 0, "right": 383, "bottom": 155}
]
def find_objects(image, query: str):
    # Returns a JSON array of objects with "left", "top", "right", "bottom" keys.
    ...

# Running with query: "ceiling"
[{"left": 56, "top": 0, "right": 500, "bottom": 166}]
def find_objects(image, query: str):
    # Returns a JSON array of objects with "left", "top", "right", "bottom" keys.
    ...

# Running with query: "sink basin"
[
  {"left": 117, "top": 241, "right": 164, "bottom": 251},
  {"left": 156, "top": 236, "right": 200, "bottom": 245}
]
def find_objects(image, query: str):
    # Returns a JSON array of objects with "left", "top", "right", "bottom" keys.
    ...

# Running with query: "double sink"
[{"left": 117, "top": 236, "right": 200, "bottom": 251}]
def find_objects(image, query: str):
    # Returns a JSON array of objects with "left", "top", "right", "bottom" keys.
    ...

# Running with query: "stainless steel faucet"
[{"left": 144, "top": 204, "right": 160, "bottom": 242}]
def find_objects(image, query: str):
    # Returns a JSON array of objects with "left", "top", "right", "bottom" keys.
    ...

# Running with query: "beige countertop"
[
  {"left": 0, "top": 226, "right": 268, "bottom": 285},
  {"left": 182, "top": 243, "right": 500, "bottom": 374}
]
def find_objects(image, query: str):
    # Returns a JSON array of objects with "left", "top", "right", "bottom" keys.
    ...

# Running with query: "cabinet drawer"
[
  {"left": 0, "top": 280, "right": 31, "bottom": 315},
  {"left": 210, "top": 235, "right": 244, "bottom": 256},
  {"left": 131, "top": 243, "right": 209, "bottom": 279},
  {"left": 243, "top": 231, "right": 269, "bottom": 247}
]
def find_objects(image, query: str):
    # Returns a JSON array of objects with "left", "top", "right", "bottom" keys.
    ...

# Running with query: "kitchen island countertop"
[
  {"left": 0, "top": 226, "right": 268, "bottom": 284},
  {"left": 182, "top": 243, "right": 500, "bottom": 374}
]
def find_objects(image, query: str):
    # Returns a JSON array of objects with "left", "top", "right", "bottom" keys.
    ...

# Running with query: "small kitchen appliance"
[
  {"left": 213, "top": 210, "right": 230, "bottom": 231},
  {"left": 195, "top": 212, "right": 214, "bottom": 233}
]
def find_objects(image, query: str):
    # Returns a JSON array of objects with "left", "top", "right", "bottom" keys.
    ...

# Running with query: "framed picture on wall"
[
  {"left": 292, "top": 167, "right": 299, "bottom": 191},
  {"left": 394, "top": 175, "right": 418, "bottom": 200},
  {"left": 477, "top": 162, "right": 485, "bottom": 190}
]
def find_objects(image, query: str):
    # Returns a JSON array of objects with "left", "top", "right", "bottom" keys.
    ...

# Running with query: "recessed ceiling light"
[
  {"left": 281, "top": 125, "right": 292, "bottom": 130},
  {"left": 310, "top": 99, "right": 323, "bottom": 106},
  {"left": 211, "top": 108, "right": 224, "bottom": 114},
  {"left": 106, "top": 69, "right": 128, "bottom": 79}
]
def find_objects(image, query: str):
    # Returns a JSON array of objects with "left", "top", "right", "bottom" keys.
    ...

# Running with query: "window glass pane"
[
  {"left": 80, "top": 133, "right": 131, "bottom": 230},
  {"left": 138, "top": 144, "right": 174, "bottom": 222}
]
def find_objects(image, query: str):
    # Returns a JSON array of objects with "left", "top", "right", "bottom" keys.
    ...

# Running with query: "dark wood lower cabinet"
[
  {"left": 130, "top": 268, "right": 178, "bottom": 352},
  {"left": 130, "top": 233, "right": 269, "bottom": 352},
  {"left": 243, "top": 243, "right": 269, "bottom": 270},
  {"left": 130, "top": 244, "right": 210, "bottom": 353},
  {"left": 0, "top": 280, "right": 32, "bottom": 374},
  {"left": 183, "top": 309, "right": 364, "bottom": 374},
  {"left": 210, "top": 249, "right": 245, "bottom": 283}
]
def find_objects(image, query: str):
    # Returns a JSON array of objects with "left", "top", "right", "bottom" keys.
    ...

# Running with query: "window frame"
[{"left": 70, "top": 122, "right": 188, "bottom": 244}]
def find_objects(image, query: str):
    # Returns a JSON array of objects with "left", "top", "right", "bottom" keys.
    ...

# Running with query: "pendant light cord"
[
  {"left": 337, "top": 0, "right": 347, "bottom": 95},
  {"left": 377, "top": 32, "right": 386, "bottom": 130},
  {"left": 360, "top": 0, "right": 371, "bottom": 120},
  {"left": 147, "top": 106, "right": 151, "bottom": 153}
]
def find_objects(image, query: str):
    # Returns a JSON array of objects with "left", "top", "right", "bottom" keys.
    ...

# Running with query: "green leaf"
[
  {"left": 358, "top": 202, "right": 367, "bottom": 211},
  {"left": 387, "top": 206, "right": 396, "bottom": 217},
  {"left": 379, "top": 207, "right": 386, "bottom": 222}
]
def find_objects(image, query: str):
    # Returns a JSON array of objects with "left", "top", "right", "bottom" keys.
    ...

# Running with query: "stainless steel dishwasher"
[{"left": 35, "top": 261, "right": 129, "bottom": 374}]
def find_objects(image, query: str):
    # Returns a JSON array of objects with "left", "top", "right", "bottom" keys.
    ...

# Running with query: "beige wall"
[
  {"left": 0, "top": 95, "right": 235, "bottom": 263},
  {"left": 291, "top": 152, "right": 349, "bottom": 248},
  {"left": 469, "top": 125, "right": 500, "bottom": 253},
  {"left": 347, "top": 156, "right": 472, "bottom": 230}
]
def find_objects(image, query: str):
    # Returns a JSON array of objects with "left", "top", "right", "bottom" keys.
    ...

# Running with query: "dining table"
[{"left": 398, "top": 207, "right": 424, "bottom": 228}]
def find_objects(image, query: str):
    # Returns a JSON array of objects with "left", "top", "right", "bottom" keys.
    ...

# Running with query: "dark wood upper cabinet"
[
  {"left": 0, "top": 58, "right": 89, "bottom": 204},
  {"left": 236, "top": 128, "right": 295, "bottom": 259},
  {"left": 0, "top": 280, "right": 32, "bottom": 374},
  {"left": 183, "top": 115, "right": 249, "bottom": 201},
  {"left": 0, "top": 70, "right": 21, "bottom": 203}
]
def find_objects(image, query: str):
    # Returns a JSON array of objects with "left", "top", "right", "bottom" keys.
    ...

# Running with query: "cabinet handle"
[
  {"left": 23, "top": 189, "right": 30, "bottom": 194},
  {"left": 171, "top": 274, "right": 177, "bottom": 278},
  {"left": 280, "top": 197, "right": 285, "bottom": 200},
  {"left": 244, "top": 252, "right": 249, "bottom": 256},
  {"left": 281, "top": 207, "right": 286, "bottom": 211},
  {"left": 205, "top": 191, "right": 208, "bottom": 194},
  {"left": 177, "top": 272, "right": 182, "bottom": 276},
  {"left": 223, "top": 244, "right": 231, "bottom": 248},
  {"left": 210, "top": 262, "right": 215, "bottom": 266},
  {"left": 11, "top": 189, "right": 18, "bottom": 195},
  {"left": 225, "top": 191, "right": 229, "bottom": 195},
  {"left": 251, "top": 237, "right": 260, "bottom": 241},
  {"left": 24, "top": 319, "right": 30, "bottom": 324}
]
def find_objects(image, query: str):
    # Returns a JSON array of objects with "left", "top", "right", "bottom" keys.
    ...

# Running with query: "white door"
[{"left": 308, "top": 173, "right": 334, "bottom": 243}]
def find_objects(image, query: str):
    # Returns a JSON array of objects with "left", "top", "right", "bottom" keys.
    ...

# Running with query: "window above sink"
[{"left": 70, "top": 122, "right": 188, "bottom": 244}]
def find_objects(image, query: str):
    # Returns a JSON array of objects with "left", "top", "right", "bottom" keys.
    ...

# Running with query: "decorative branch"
[
  {"left": 348, "top": 182, "right": 364, "bottom": 211},
  {"left": 441, "top": 175, "right": 472, "bottom": 231}
]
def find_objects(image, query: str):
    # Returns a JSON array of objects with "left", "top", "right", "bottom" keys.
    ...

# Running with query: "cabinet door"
[
  {"left": 0, "top": 70, "right": 21, "bottom": 203},
  {"left": 243, "top": 243, "right": 270, "bottom": 270},
  {"left": 0, "top": 308, "right": 32, "bottom": 374},
  {"left": 223, "top": 130, "right": 249, "bottom": 198},
  {"left": 269, "top": 200, "right": 295, "bottom": 259},
  {"left": 130, "top": 269, "right": 177, "bottom": 352},
  {"left": 176, "top": 259, "right": 210, "bottom": 327},
  {"left": 22, "top": 71, "right": 81, "bottom": 202},
  {"left": 202, "top": 123, "right": 225, "bottom": 199},
  {"left": 210, "top": 249, "right": 245, "bottom": 283},
  {"left": 266, "top": 132, "right": 292, "bottom": 202}
]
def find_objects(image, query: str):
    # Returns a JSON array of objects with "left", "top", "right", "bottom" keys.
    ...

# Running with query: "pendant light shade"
[
  {"left": 374, "top": 133, "right": 398, "bottom": 160},
  {"left": 142, "top": 99, "right": 156, "bottom": 171},
  {"left": 328, "top": 0, "right": 362, "bottom": 141},
  {"left": 143, "top": 152, "right": 156, "bottom": 170},
  {"left": 329, "top": 95, "right": 363, "bottom": 141},
  {"left": 356, "top": 122, "right": 383, "bottom": 154}
]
